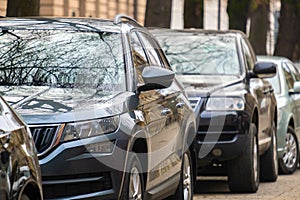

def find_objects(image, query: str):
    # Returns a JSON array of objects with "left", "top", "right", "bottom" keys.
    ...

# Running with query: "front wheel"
[
  {"left": 120, "top": 153, "right": 144, "bottom": 200},
  {"left": 260, "top": 120, "right": 278, "bottom": 182},
  {"left": 168, "top": 149, "right": 193, "bottom": 200},
  {"left": 279, "top": 126, "right": 299, "bottom": 174},
  {"left": 228, "top": 123, "right": 259, "bottom": 193}
]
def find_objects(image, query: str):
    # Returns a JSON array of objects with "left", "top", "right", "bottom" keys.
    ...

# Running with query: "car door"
[
  {"left": 129, "top": 30, "right": 184, "bottom": 191},
  {"left": 241, "top": 38, "right": 271, "bottom": 147},
  {"left": 285, "top": 61, "right": 300, "bottom": 137}
]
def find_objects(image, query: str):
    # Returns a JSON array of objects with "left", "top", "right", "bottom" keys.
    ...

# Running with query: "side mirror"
[
  {"left": 253, "top": 61, "right": 277, "bottom": 78},
  {"left": 138, "top": 66, "right": 175, "bottom": 92},
  {"left": 293, "top": 82, "right": 300, "bottom": 93}
]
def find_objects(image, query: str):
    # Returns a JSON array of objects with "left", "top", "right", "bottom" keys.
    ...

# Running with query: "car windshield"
[
  {"left": 0, "top": 29, "right": 125, "bottom": 92},
  {"left": 155, "top": 33, "right": 241, "bottom": 76}
]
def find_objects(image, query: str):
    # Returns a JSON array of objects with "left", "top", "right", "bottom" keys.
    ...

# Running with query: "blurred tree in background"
[
  {"left": 227, "top": 0, "right": 251, "bottom": 33},
  {"left": 248, "top": 0, "right": 269, "bottom": 55},
  {"left": 274, "top": 0, "right": 300, "bottom": 60},
  {"left": 144, "top": 0, "right": 172, "bottom": 28},
  {"left": 184, "top": 0, "right": 203, "bottom": 28},
  {"left": 6, "top": 0, "right": 40, "bottom": 16}
]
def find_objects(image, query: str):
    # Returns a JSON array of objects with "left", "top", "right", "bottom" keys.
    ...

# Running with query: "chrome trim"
[{"left": 29, "top": 124, "right": 62, "bottom": 157}]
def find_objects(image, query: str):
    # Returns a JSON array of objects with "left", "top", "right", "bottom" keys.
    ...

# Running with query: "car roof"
[
  {"left": 149, "top": 28, "right": 246, "bottom": 38},
  {"left": 0, "top": 17, "right": 134, "bottom": 33}
]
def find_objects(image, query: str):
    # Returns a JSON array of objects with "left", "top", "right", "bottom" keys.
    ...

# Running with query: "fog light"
[
  {"left": 86, "top": 141, "right": 115, "bottom": 153},
  {"left": 212, "top": 148, "right": 222, "bottom": 156}
]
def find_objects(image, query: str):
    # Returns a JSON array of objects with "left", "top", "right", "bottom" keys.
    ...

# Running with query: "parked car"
[
  {"left": 258, "top": 55, "right": 300, "bottom": 174},
  {"left": 151, "top": 29, "right": 278, "bottom": 192},
  {"left": 0, "top": 96, "right": 43, "bottom": 200},
  {"left": 0, "top": 15, "right": 197, "bottom": 200}
]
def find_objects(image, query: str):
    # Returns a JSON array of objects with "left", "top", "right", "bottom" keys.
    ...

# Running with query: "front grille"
[
  {"left": 30, "top": 125, "right": 60, "bottom": 155},
  {"left": 43, "top": 173, "right": 112, "bottom": 199},
  {"left": 189, "top": 97, "right": 201, "bottom": 110}
]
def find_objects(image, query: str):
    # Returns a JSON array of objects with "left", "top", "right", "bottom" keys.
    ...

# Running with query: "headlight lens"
[
  {"left": 205, "top": 97, "right": 245, "bottom": 111},
  {"left": 61, "top": 116, "right": 119, "bottom": 142}
]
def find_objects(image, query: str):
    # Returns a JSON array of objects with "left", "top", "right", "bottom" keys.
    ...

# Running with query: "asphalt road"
[{"left": 194, "top": 168, "right": 300, "bottom": 199}]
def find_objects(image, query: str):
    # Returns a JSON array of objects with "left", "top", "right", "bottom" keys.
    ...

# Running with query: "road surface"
[{"left": 194, "top": 168, "right": 300, "bottom": 199}]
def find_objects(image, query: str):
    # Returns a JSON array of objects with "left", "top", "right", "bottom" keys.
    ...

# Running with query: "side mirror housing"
[
  {"left": 138, "top": 66, "right": 175, "bottom": 92},
  {"left": 293, "top": 82, "right": 300, "bottom": 93},
  {"left": 252, "top": 61, "right": 277, "bottom": 79}
]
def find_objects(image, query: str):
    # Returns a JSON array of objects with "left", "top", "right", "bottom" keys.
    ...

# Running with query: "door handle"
[{"left": 161, "top": 108, "right": 171, "bottom": 116}]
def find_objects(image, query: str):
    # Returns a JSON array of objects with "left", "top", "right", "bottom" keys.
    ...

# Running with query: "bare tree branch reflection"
[
  {"left": 156, "top": 34, "right": 241, "bottom": 75},
  {"left": 0, "top": 30, "right": 125, "bottom": 92}
]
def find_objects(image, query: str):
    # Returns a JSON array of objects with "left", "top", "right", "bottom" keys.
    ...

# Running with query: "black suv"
[
  {"left": 152, "top": 29, "right": 278, "bottom": 192},
  {"left": 0, "top": 16, "right": 197, "bottom": 199}
]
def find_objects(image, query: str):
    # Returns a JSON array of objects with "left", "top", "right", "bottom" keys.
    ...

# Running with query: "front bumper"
[
  {"left": 39, "top": 133, "right": 127, "bottom": 200},
  {"left": 196, "top": 110, "right": 250, "bottom": 166}
]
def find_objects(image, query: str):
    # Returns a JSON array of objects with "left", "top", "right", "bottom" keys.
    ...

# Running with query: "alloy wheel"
[
  {"left": 129, "top": 167, "right": 142, "bottom": 200},
  {"left": 283, "top": 132, "right": 298, "bottom": 169},
  {"left": 183, "top": 153, "right": 192, "bottom": 200}
]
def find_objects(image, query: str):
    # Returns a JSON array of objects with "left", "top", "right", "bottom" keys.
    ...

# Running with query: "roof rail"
[{"left": 114, "top": 14, "right": 138, "bottom": 25}]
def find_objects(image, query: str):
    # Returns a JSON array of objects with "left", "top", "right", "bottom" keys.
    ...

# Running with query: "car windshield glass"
[
  {"left": 0, "top": 29, "right": 125, "bottom": 92},
  {"left": 156, "top": 33, "right": 241, "bottom": 76}
]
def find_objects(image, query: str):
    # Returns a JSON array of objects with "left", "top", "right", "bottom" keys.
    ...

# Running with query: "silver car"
[{"left": 258, "top": 55, "right": 300, "bottom": 174}]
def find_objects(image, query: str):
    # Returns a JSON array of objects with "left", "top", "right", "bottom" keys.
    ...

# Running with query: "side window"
[
  {"left": 241, "top": 39, "right": 255, "bottom": 71},
  {"left": 282, "top": 63, "right": 295, "bottom": 90},
  {"left": 287, "top": 62, "right": 300, "bottom": 82},
  {"left": 138, "top": 32, "right": 164, "bottom": 67},
  {"left": 129, "top": 32, "right": 150, "bottom": 85}
]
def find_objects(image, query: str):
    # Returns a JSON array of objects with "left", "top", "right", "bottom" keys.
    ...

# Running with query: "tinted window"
[
  {"left": 286, "top": 62, "right": 300, "bottom": 82},
  {"left": 241, "top": 39, "right": 255, "bottom": 71},
  {"left": 155, "top": 33, "right": 241, "bottom": 75},
  {"left": 138, "top": 32, "right": 164, "bottom": 67},
  {"left": 282, "top": 63, "right": 294, "bottom": 90},
  {"left": 0, "top": 30, "right": 125, "bottom": 92},
  {"left": 129, "top": 31, "right": 150, "bottom": 85}
]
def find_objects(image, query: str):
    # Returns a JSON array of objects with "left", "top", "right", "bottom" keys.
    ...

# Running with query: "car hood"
[
  {"left": 0, "top": 86, "right": 132, "bottom": 124},
  {"left": 176, "top": 75, "right": 244, "bottom": 98}
]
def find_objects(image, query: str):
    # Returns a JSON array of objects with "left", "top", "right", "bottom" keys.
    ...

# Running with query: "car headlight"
[
  {"left": 205, "top": 97, "right": 245, "bottom": 111},
  {"left": 61, "top": 116, "right": 119, "bottom": 142}
]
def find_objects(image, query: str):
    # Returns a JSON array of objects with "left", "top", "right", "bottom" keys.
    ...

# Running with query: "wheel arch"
[
  {"left": 19, "top": 180, "right": 42, "bottom": 200},
  {"left": 131, "top": 137, "right": 148, "bottom": 186}
]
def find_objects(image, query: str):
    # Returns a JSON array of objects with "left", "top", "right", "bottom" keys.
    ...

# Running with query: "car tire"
[
  {"left": 20, "top": 194, "right": 30, "bottom": 200},
  {"left": 120, "top": 153, "right": 144, "bottom": 200},
  {"left": 168, "top": 149, "right": 193, "bottom": 200},
  {"left": 228, "top": 123, "right": 259, "bottom": 193},
  {"left": 260, "top": 120, "right": 278, "bottom": 182},
  {"left": 279, "top": 126, "right": 299, "bottom": 174}
]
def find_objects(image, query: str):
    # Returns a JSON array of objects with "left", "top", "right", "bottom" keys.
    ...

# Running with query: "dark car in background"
[
  {"left": 0, "top": 96, "right": 43, "bottom": 200},
  {"left": 258, "top": 55, "right": 300, "bottom": 174},
  {"left": 0, "top": 16, "right": 197, "bottom": 200},
  {"left": 152, "top": 29, "right": 278, "bottom": 193}
]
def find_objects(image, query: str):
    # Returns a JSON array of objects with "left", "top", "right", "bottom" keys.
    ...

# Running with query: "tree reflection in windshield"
[
  {"left": 0, "top": 30, "right": 125, "bottom": 92},
  {"left": 156, "top": 34, "right": 241, "bottom": 76}
]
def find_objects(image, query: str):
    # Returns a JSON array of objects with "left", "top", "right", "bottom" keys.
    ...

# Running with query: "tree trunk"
[
  {"left": 184, "top": 0, "right": 203, "bottom": 28},
  {"left": 227, "top": 0, "right": 251, "bottom": 33},
  {"left": 274, "top": 0, "right": 300, "bottom": 61},
  {"left": 6, "top": 0, "right": 40, "bottom": 17},
  {"left": 144, "top": 0, "right": 172, "bottom": 27},
  {"left": 249, "top": 0, "right": 269, "bottom": 55}
]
